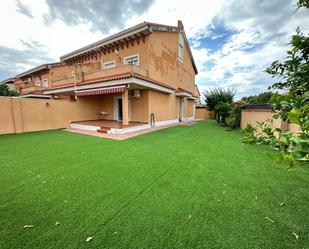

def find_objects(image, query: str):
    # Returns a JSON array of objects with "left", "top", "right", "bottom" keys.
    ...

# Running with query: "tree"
[
  {"left": 203, "top": 88, "right": 235, "bottom": 110},
  {"left": 215, "top": 102, "right": 232, "bottom": 125},
  {"left": 203, "top": 87, "right": 235, "bottom": 124},
  {"left": 241, "top": 91, "right": 274, "bottom": 104},
  {"left": 0, "top": 84, "right": 18, "bottom": 96},
  {"left": 297, "top": 0, "right": 309, "bottom": 9}
]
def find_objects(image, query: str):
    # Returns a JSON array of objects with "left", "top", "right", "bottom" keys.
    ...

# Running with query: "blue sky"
[
  {"left": 0, "top": 0, "right": 308, "bottom": 99},
  {"left": 191, "top": 20, "right": 239, "bottom": 52}
]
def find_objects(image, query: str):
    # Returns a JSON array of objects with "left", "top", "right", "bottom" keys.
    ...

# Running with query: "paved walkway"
[
  {"left": 65, "top": 124, "right": 176, "bottom": 140},
  {"left": 65, "top": 121, "right": 198, "bottom": 140}
]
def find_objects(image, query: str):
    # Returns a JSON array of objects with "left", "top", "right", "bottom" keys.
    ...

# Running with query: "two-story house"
[
  {"left": 13, "top": 21, "right": 199, "bottom": 134},
  {"left": 13, "top": 62, "right": 75, "bottom": 99},
  {"left": 0, "top": 77, "right": 16, "bottom": 92}
]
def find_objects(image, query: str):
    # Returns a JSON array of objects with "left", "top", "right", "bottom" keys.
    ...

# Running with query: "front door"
[
  {"left": 118, "top": 98, "right": 123, "bottom": 121},
  {"left": 179, "top": 97, "right": 184, "bottom": 121},
  {"left": 115, "top": 97, "right": 123, "bottom": 121}
]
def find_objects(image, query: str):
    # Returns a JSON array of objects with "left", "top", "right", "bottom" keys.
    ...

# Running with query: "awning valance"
[{"left": 75, "top": 85, "right": 126, "bottom": 96}]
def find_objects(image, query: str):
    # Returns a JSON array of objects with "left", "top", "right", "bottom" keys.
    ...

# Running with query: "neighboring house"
[
  {"left": 0, "top": 78, "right": 16, "bottom": 92},
  {"left": 194, "top": 84, "right": 201, "bottom": 105},
  {"left": 13, "top": 20, "right": 199, "bottom": 133},
  {"left": 14, "top": 62, "right": 75, "bottom": 99}
]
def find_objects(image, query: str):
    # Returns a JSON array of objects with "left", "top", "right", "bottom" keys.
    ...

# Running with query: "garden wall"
[
  {"left": 195, "top": 107, "right": 215, "bottom": 120},
  {"left": 241, "top": 108, "right": 299, "bottom": 134},
  {"left": 0, "top": 96, "right": 99, "bottom": 135}
]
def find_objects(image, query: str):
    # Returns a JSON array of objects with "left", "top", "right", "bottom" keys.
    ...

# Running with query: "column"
[{"left": 122, "top": 89, "right": 129, "bottom": 125}]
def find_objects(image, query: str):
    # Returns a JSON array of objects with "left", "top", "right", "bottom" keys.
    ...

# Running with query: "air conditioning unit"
[{"left": 132, "top": 89, "right": 141, "bottom": 98}]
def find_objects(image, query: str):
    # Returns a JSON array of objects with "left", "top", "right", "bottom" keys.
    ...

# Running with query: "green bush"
[
  {"left": 203, "top": 88, "right": 235, "bottom": 111},
  {"left": 242, "top": 120, "right": 277, "bottom": 145},
  {"left": 227, "top": 102, "right": 243, "bottom": 129},
  {"left": 214, "top": 102, "right": 231, "bottom": 125},
  {"left": 241, "top": 92, "right": 274, "bottom": 104},
  {"left": 203, "top": 88, "right": 235, "bottom": 123},
  {"left": 243, "top": 123, "right": 309, "bottom": 166}
]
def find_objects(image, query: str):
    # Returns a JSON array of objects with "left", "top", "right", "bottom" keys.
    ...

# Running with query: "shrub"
[
  {"left": 203, "top": 88, "right": 235, "bottom": 110},
  {"left": 243, "top": 123, "right": 309, "bottom": 166},
  {"left": 242, "top": 120, "right": 277, "bottom": 146},
  {"left": 203, "top": 87, "right": 235, "bottom": 123},
  {"left": 214, "top": 102, "right": 232, "bottom": 125},
  {"left": 241, "top": 92, "right": 274, "bottom": 104},
  {"left": 227, "top": 101, "right": 244, "bottom": 129}
]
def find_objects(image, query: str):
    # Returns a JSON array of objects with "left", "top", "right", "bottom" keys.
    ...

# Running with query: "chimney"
[{"left": 177, "top": 20, "right": 184, "bottom": 29}]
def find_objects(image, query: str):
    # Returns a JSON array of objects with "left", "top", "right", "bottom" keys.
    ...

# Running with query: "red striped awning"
[{"left": 75, "top": 85, "right": 126, "bottom": 96}]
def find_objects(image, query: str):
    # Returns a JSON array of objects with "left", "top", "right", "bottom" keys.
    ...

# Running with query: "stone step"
[{"left": 97, "top": 127, "right": 111, "bottom": 133}]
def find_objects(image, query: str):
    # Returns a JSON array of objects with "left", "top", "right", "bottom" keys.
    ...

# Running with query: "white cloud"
[
  {"left": 124, "top": 0, "right": 225, "bottom": 38},
  {"left": 0, "top": 0, "right": 104, "bottom": 74},
  {"left": 0, "top": 0, "right": 308, "bottom": 100},
  {"left": 194, "top": 0, "right": 309, "bottom": 99}
]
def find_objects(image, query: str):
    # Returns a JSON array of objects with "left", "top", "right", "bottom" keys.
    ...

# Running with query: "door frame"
[
  {"left": 114, "top": 96, "right": 122, "bottom": 121},
  {"left": 114, "top": 96, "right": 131, "bottom": 121}
]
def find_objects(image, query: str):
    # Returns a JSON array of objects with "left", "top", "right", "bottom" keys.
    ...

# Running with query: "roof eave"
[
  {"left": 60, "top": 24, "right": 151, "bottom": 61},
  {"left": 16, "top": 65, "right": 48, "bottom": 78},
  {"left": 0, "top": 77, "right": 15, "bottom": 84},
  {"left": 15, "top": 62, "right": 63, "bottom": 78},
  {"left": 192, "top": 59, "right": 198, "bottom": 74},
  {"left": 20, "top": 94, "right": 51, "bottom": 99}
]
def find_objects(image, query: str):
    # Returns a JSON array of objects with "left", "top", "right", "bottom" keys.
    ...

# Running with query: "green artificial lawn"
[{"left": 0, "top": 120, "right": 308, "bottom": 249}]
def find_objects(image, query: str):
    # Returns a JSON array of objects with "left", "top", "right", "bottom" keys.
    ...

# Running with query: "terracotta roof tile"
[
  {"left": 21, "top": 90, "right": 45, "bottom": 95},
  {"left": 175, "top": 87, "right": 193, "bottom": 95},
  {"left": 77, "top": 72, "right": 176, "bottom": 90},
  {"left": 46, "top": 83, "right": 75, "bottom": 90}
]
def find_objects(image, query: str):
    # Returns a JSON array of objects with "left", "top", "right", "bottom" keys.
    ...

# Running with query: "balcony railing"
[
  {"left": 82, "top": 64, "right": 148, "bottom": 81},
  {"left": 20, "top": 85, "right": 45, "bottom": 94},
  {"left": 51, "top": 76, "right": 75, "bottom": 86},
  {"left": 51, "top": 64, "right": 148, "bottom": 88}
]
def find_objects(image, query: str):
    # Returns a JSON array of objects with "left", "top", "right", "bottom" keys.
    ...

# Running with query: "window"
[
  {"left": 124, "top": 54, "right": 139, "bottom": 65},
  {"left": 103, "top": 60, "right": 116, "bottom": 69},
  {"left": 178, "top": 33, "right": 184, "bottom": 63},
  {"left": 27, "top": 77, "right": 31, "bottom": 82},
  {"left": 35, "top": 80, "right": 41, "bottom": 86},
  {"left": 71, "top": 71, "right": 75, "bottom": 77},
  {"left": 42, "top": 79, "right": 48, "bottom": 87}
]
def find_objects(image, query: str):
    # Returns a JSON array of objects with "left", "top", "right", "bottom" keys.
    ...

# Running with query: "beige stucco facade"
[{"left": 14, "top": 63, "right": 76, "bottom": 97}]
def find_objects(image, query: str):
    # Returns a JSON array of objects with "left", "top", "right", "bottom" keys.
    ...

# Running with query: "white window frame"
[
  {"left": 178, "top": 33, "right": 184, "bottom": 63},
  {"left": 42, "top": 78, "right": 49, "bottom": 87},
  {"left": 103, "top": 60, "right": 116, "bottom": 69},
  {"left": 35, "top": 80, "right": 41, "bottom": 86},
  {"left": 124, "top": 54, "right": 139, "bottom": 66}
]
